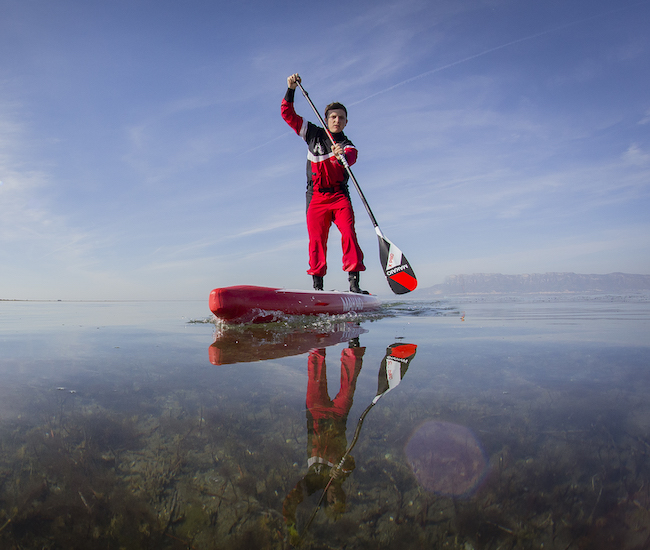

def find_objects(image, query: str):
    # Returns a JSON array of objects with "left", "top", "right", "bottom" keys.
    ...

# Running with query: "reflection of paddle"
[
  {"left": 296, "top": 81, "right": 418, "bottom": 295},
  {"left": 299, "top": 342, "right": 417, "bottom": 540}
]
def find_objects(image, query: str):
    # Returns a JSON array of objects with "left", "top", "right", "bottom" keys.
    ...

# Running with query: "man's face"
[{"left": 326, "top": 109, "right": 347, "bottom": 133}]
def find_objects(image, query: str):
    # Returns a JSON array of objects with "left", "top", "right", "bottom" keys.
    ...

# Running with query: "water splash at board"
[{"left": 191, "top": 300, "right": 460, "bottom": 327}]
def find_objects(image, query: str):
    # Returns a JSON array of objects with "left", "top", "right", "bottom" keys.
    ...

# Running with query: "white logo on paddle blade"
[{"left": 385, "top": 240, "right": 403, "bottom": 270}]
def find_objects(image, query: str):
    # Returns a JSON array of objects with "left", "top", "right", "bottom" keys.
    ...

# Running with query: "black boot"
[
  {"left": 312, "top": 275, "right": 324, "bottom": 291},
  {"left": 348, "top": 272, "right": 369, "bottom": 294}
]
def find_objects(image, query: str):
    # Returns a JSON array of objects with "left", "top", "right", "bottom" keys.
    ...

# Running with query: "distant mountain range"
[{"left": 418, "top": 272, "right": 650, "bottom": 295}]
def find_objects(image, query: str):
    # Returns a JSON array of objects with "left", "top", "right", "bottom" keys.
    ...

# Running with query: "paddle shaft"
[{"left": 295, "top": 82, "right": 382, "bottom": 234}]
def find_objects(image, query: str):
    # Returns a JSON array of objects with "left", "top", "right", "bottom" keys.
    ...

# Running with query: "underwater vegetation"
[{"left": 1, "top": 367, "right": 650, "bottom": 550}]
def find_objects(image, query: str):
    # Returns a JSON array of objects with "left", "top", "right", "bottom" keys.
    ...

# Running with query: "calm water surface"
[{"left": 1, "top": 296, "right": 649, "bottom": 549}]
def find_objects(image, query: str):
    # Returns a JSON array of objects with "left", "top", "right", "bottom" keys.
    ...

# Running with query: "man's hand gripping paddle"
[
  {"left": 296, "top": 81, "right": 418, "bottom": 295},
  {"left": 298, "top": 343, "right": 417, "bottom": 541}
]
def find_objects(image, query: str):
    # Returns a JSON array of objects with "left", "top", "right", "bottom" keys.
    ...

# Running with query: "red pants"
[{"left": 306, "top": 193, "right": 365, "bottom": 277}]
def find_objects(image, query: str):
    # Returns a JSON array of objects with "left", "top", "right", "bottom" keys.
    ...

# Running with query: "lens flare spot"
[{"left": 405, "top": 420, "right": 487, "bottom": 497}]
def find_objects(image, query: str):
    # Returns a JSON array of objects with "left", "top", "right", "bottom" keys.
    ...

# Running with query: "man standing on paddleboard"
[{"left": 282, "top": 73, "right": 367, "bottom": 293}]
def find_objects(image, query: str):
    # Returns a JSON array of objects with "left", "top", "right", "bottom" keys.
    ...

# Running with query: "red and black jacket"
[{"left": 282, "top": 88, "right": 358, "bottom": 200}]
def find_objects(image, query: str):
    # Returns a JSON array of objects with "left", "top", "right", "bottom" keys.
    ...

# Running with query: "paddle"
[
  {"left": 295, "top": 81, "right": 418, "bottom": 295},
  {"left": 299, "top": 342, "right": 417, "bottom": 539}
]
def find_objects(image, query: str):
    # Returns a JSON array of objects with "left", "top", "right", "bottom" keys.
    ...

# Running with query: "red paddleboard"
[{"left": 209, "top": 285, "right": 381, "bottom": 324}]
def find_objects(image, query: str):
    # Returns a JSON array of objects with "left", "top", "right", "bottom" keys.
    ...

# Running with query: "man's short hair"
[{"left": 325, "top": 102, "right": 347, "bottom": 119}]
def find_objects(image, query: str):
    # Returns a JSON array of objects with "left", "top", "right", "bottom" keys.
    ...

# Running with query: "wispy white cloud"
[
  {"left": 0, "top": 107, "right": 65, "bottom": 244},
  {"left": 0, "top": 100, "right": 116, "bottom": 296},
  {"left": 228, "top": 212, "right": 304, "bottom": 239},
  {"left": 639, "top": 109, "right": 650, "bottom": 125},
  {"left": 624, "top": 143, "right": 650, "bottom": 166}
]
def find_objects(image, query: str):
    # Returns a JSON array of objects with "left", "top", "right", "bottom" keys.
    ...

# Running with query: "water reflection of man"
[{"left": 283, "top": 338, "right": 364, "bottom": 543}]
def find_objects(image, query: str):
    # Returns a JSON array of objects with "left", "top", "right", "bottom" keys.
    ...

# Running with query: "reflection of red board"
[
  {"left": 209, "top": 285, "right": 381, "bottom": 324},
  {"left": 209, "top": 323, "right": 367, "bottom": 365}
]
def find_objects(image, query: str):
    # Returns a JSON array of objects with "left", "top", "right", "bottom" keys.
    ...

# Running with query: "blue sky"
[{"left": 1, "top": 0, "right": 649, "bottom": 300}]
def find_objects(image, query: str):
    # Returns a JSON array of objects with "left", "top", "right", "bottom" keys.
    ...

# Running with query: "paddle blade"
[
  {"left": 374, "top": 342, "right": 417, "bottom": 403},
  {"left": 377, "top": 232, "right": 417, "bottom": 294}
]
